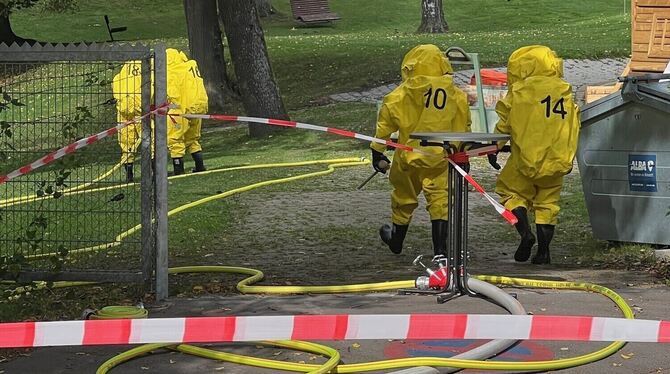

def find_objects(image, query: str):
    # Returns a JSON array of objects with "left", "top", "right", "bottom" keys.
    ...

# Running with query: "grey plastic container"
[{"left": 578, "top": 77, "right": 670, "bottom": 245}]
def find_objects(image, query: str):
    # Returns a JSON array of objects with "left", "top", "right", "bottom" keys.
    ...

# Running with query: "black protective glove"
[
  {"left": 371, "top": 149, "right": 391, "bottom": 174},
  {"left": 487, "top": 153, "right": 501, "bottom": 170}
]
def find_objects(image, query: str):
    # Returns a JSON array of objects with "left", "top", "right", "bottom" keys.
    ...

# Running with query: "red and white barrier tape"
[
  {"left": 447, "top": 159, "right": 518, "bottom": 223},
  {"left": 0, "top": 103, "right": 170, "bottom": 186},
  {"left": 183, "top": 114, "right": 516, "bottom": 225},
  {"left": 0, "top": 109, "right": 515, "bottom": 225},
  {"left": 1, "top": 313, "right": 668, "bottom": 348}
]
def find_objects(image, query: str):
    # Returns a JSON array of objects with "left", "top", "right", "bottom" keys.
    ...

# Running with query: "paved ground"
[
  {"left": 329, "top": 58, "right": 629, "bottom": 106},
  {"left": 2, "top": 157, "right": 669, "bottom": 374},
  {"left": 2, "top": 286, "right": 669, "bottom": 374}
]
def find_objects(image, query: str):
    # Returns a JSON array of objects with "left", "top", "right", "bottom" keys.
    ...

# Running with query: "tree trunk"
[
  {"left": 417, "top": 0, "right": 448, "bottom": 34},
  {"left": 0, "top": 4, "right": 36, "bottom": 45},
  {"left": 183, "top": 0, "right": 230, "bottom": 112},
  {"left": 255, "top": 0, "right": 273, "bottom": 17},
  {"left": 218, "top": 0, "right": 288, "bottom": 138}
]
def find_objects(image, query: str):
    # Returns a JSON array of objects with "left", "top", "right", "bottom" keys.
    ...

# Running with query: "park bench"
[
  {"left": 104, "top": 15, "right": 127, "bottom": 42},
  {"left": 289, "top": 0, "right": 340, "bottom": 24}
]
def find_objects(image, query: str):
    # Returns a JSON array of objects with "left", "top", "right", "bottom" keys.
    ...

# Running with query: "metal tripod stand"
[{"left": 403, "top": 132, "right": 510, "bottom": 303}]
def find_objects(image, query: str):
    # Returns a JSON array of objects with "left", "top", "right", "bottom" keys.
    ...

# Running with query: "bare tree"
[
  {"left": 218, "top": 0, "right": 288, "bottom": 138},
  {"left": 183, "top": 0, "right": 232, "bottom": 112},
  {"left": 417, "top": 0, "right": 448, "bottom": 33}
]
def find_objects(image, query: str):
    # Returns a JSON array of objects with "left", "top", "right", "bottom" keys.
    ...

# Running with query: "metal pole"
[
  {"left": 447, "top": 163, "right": 456, "bottom": 278},
  {"left": 460, "top": 163, "right": 476, "bottom": 296},
  {"left": 454, "top": 168, "right": 464, "bottom": 293},
  {"left": 471, "top": 53, "right": 490, "bottom": 133},
  {"left": 153, "top": 44, "right": 169, "bottom": 301},
  {"left": 140, "top": 56, "right": 154, "bottom": 293}
]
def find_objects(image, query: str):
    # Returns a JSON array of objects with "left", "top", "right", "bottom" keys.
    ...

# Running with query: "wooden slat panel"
[
  {"left": 631, "top": 52, "right": 670, "bottom": 61},
  {"left": 636, "top": 0, "right": 670, "bottom": 7},
  {"left": 636, "top": 6, "right": 670, "bottom": 14},
  {"left": 630, "top": 59, "right": 669, "bottom": 71},
  {"left": 635, "top": 23, "right": 653, "bottom": 31},
  {"left": 636, "top": 14, "right": 656, "bottom": 22},
  {"left": 633, "top": 43, "right": 653, "bottom": 51}
]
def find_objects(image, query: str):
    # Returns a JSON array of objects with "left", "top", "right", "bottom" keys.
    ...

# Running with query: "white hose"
[{"left": 388, "top": 278, "right": 526, "bottom": 374}]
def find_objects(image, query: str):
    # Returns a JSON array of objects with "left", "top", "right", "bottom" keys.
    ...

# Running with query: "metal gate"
[{"left": 0, "top": 43, "right": 168, "bottom": 296}]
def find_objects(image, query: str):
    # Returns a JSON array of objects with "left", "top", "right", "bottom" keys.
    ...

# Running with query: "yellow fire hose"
[
  {"left": 92, "top": 267, "right": 632, "bottom": 373},
  {"left": 2, "top": 157, "right": 632, "bottom": 373}
]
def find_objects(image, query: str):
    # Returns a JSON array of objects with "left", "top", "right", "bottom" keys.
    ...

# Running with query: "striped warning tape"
[
  {"left": 1, "top": 313, "right": 668, "bottom": 348},
  {"left": 0, "top": 102, "right": 170, "bottom": 186},
  {"left": 0, "top": 109, "right": 515, "bottom": 225},
  {"left": 182, "top": 114, "right": 517, "bottom": 225}
]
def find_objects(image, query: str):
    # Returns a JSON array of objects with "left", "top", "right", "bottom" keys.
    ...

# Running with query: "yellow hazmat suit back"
[
  {"left": 371, "top": 44, "right": 471, "bottom": 225},
  {"left": 494, "top": 45, "right": 580, "bottom": 225},
  {"left": 165, "top": 49, "right": 209, "bottom": 158},
  {"left": 181, "top": 59, "right": 209, "bottom": 155},
  {"left": 113, "top": 61, "right": 145, "bottom": 163}
]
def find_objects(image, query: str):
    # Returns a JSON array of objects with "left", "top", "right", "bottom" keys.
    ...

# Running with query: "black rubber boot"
[
  {"left": 512, "top": 207, "right": 536, "bottom": 262},
  {"left": 191, "top": 151, "right": 206, "bottom": 173},
  {"left": 379, "top": 223, "right": 409, "bottom": 254},
  {"left": 124, "top": 163, "right": 134, "bottom": 183},
  {"left": 431, "top": 219, "right": 448, "bottom": 257},
  {"left": 172, "top": 157, "right": 185, "bottom": 176},
  {"left": 532, "top": 224, "right": 554, "bottom": 264}
]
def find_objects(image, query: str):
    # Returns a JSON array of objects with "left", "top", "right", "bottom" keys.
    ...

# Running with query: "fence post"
[
  {"left": 140, "top": 56, "right": 154, "bottom": 293},
  {"left": 153, "top": 44, "right": 169, "bottom": 301}
]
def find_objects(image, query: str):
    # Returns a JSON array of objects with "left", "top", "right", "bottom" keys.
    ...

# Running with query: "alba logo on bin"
[
  {"left": 629, "top": 154, "right": 657, "bottom": 192},
  {"left": 630, "top": 159, "right": 655, "bottom": 172}
]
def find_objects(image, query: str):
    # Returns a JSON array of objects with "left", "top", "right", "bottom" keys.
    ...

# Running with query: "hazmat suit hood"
[
  {"left": 400, "top": 44, "right": 453, "bottom": 81},
  {"left": 166, "top": 48, "right": 188, "bottom": 67},
  {"left": 506, "top": 45, "right": 563, "bottom": 86}
]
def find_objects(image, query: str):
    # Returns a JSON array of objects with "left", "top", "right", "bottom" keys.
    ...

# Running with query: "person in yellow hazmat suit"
[
  {"left": 487, "top": 45, "right": 580, "bottom": 264},
  {"left": 112, "top": 60, "right": 144, "bottom": 182},
  {"left": 113, "top": 49, "right": 208, "bottom": 178},
  {"left": 166, "top": 51, "right": 209, "bottom": 174},
  {"left": 371, "top": 44, "right": 471, "bottom": 256}
]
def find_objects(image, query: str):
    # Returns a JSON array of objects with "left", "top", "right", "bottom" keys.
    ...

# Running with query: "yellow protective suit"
[
  {"left": 494, "top": 45, "right": 580, "bottom": 225},
  {"left": 371, "top": 44, "right": 472, "bottom": 225},
  {"left": 112, "top": 61, "right": 144, "bottom": 163},
  {"left": 166, "top": 49, "right": 208, "bottom": 158}
]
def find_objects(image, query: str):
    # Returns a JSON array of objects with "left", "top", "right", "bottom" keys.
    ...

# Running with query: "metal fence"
[{"left": 0, "top": 43, "right": 167, "bottom": 294}]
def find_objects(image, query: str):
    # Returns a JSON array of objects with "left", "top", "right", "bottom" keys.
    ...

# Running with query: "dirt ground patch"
[{"left": 212, "top": 157, "right": 657, "bottom": 289}]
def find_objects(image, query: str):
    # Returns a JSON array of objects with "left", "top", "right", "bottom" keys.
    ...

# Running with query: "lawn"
[{"left": 11, "top": 0, "right": 631, "bottom": 108}]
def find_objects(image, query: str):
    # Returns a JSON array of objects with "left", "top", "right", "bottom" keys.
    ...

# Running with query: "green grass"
[
  {"left": 1, "top": 0, "right": 655, "bottom": 322},
  {"left": 10, "top": 0, "right": 631, "bottom": 109}
]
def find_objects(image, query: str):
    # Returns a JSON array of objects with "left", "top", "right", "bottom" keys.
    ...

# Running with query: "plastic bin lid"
[{"left": 471, "top": 69, "right": 507, "bottom": 86}]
